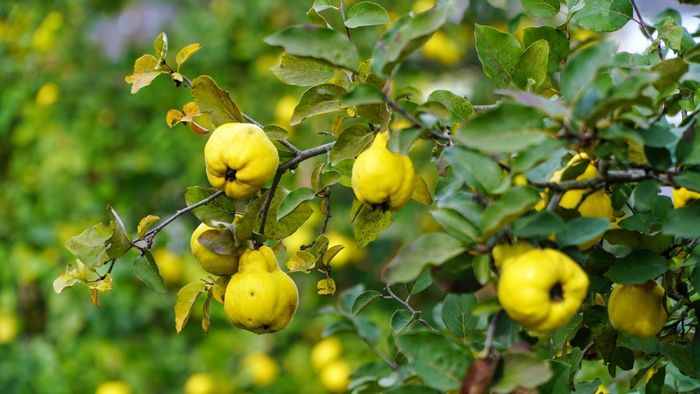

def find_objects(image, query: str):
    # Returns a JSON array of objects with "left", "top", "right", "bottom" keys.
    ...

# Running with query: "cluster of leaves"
[{"left": 54, "top": 0, "right": 700, "bottom": 392}]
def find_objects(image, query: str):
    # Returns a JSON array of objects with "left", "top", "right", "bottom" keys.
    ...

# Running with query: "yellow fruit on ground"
[
  {"left": 608, "top": 282, "right": 668, "bottom": 338},
  {"left": 151, "top": 247, "right": 183, "bottom": 286},
  {"left": 421, "top": 31, "right": 462, "bottom": 67},
  {"left": 184, "top": 372, "right": 218, "bottom": 394},
  {"left": 326, "top": 231, "right": 365, "bottom": 268},
  {"left": 224, "top": 246, "right": 298, "bottom": 334},
  {"left": 0, "top": 310, "right": 19, "bottom": 344},
  {"left": 204, "top": 123, "right": 279, "bottom": 200},
  {"left": 672, "top": 187, "right": 700, "bottom": 208},
  {"left": 190, "top": 223, "right": 241, "bottom": 276},
  {"left": 320, "top": 360, "right": 351, "bottom": 393},
  {"left": 311, "top": 337, "right": 343, "bottom": 371},
  {"left": 351, "top": 132, "right": 415, "bottom": 210},
  {"left": 491, "top": 241, "right": 533, "bottom": 269},
  {"left": 497, "top": 249, "right": 589, "bottom": 332},
  {"left": 95, "top": 380, "right": 131, "bottom": 394},
  {"left": 244, "top": 352, "right": 279, "bottom": 387}
]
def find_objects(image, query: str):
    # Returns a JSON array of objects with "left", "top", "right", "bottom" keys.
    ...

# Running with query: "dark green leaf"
[
  {"left": 605, "top": 250, "right": 668, "bottom": 284},
  {"left": 491, "top": 351, "right": 553, "bottom": 393},
  {"left": 383, "top": 233, "right": 464, "bottom": 283},
  {"left": 391, "top": 309, "right": 413, "bottom": 333},
  {"left": 521, "top": 0, "right": 560, "bottom": 18},
  {"left": 523, "top": 26, "right": 569, "bottom": 73},
  {"left": 354, "top": 206, "right": 394, "bottom": 247},
  {"left": 271, "top": 53, "right": 339, "bottom": 86},
  {"left": 561, "top": 42, "right": 614, "bottom": 103},
  {"left": 267, "top": 201, "right": 314, "bottom": 240},
  {"left": 351, "top": 290, "right": 383, "bottom": 315},
  {"left": 426, "top": 90, "right": 474, "bottom": 121},
  {"left": 572, "top": 0, "right": 632, "bottom": 32},
  {"left": 265, "top": 25, "right": 360, "bottom": 70},
  {"left": 443, "top": 147, "right": 502, "bottom": 193},
  {"left": 556, "top": 217, "right": 609, "bottom": 247},
  {"left": 292, "top": 84, "right": 347, "bottom": 125},
  {"left": 278, "top": 188, "right": 316, "bottom": 218},
  {"left": 345, "top": 1, "right": 390, "bottom": 28},
  {"left": 133, "top": 252, "right": 166, "bottom": 293},
  {"left": 663, "top": 202, "right": 700, "bottom": 238},
  {"left": 481, "top": 186, "right": 542, "bottom": 237},
  {"left": 474, "top": 24, "right": 523, "bottom": 87},
  {"left": 441, "top": 293, "right": 478, "bottom": 338},
  {"left": 410, "top": 270, "right": 433, "bottom": 295},
  {"left": 341, "top": 84, "right": 385, "bottom": 106},
  {"left": 185, "top": 186, "right": 236, "bottom": 226},
  {"left": 513, "top": 211, "right": 565, "bottom": 238},
  {"left": 191, "top": 75, "right": 244, "bottom": 126},
  {"left": 430, "top": 208, "right": 480, "bottom": 242},
  {"left": 513, "top": 39, "right": 549, "bottom": 90}
]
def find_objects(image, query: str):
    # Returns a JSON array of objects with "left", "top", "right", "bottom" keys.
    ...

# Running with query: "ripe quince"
[
  {"left": 184, "top": 373, "right": 218, "bottom": 394},
  {"left": 311, "top": 337, "right": 343, "bottom": 371},
  {"left": 351, "top": 132, "right": 415, "bottom": 210},
  {"left": 552, "top": 153, "right": 613, "bottom": 221},
  {"left": 190, "top": 223, "right": 243, "bottom": 276},
  {"left": 608, "top": 282, "right": 667, "bottom": 338},
  {"left": 95, "top": 381, "right": 132, "bottom": 394},
  {"left": 672, "top": 187, "right": 700, "bottom": 208},
  {"left": 204, "top": 123, "right": 279, "bottom": 200},
  {"left": 224, "top": 246, "right": 298, "bottom": 334},
  {"left": 497, "top": 248, "right": 589, "bottom": 332},
  {"left": 243, "top": 352, "right": 279, "bottom": 387},
  {"left": 320, "top": 360, "right": 351, "bottom": 393}
]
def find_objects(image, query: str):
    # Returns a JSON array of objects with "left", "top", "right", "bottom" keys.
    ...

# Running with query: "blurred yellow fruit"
[
  {"left": 184, "top": 372, "right": 217, "bottom": 394},
  {"left": 284, "top": 225, "right": 314, "bottom": 256},
  {"left": 325, "top": 231, "right": 365, "bottom": 268},
  {"left": 608, "top": 282, "right": 668, "bottom": 338},
  {"left": 672, "top": 187, "right": 700, "bottom": 208},
  {"left": 311, "top": 337, "right": 343, "bottom": 371},
  {"left": 190, "top": 223, "right": 242, "bottom": 276},
  {"left": 95, "top": 380, "right": 131, "bottom": 394},
  {"left": 512, "top": 174, "right": 528, "bottom": 186},
  {"left": 320, "top": 360, "right": 351, "bottom": 393},
  {"left": 151, "top": 247, "right": 183, "bottom": 286},
  {"left": 274, "top": 95, "right": 298, "bottom": 129},
  {"left": 491, "top": 241, "right": 533, "bottom": 269},
  {"left": 595, "top": 385, "right": 609, "bottom": 394},
  {"left": 244, "top": 352, "right": 279, "bottom": 387},
  {"left": 224, "top": 246, "right": 298, "bottom": 334},
  {"left": 36, "top": 82, "right": 60, "bottom": 106},
  {"left": 422, "top": 31, "right": 462, "bottom": 67},
  {"left": 0, "top": 310, "right": 19, "bottom": 344},
  {"left": 412, "top": 0, "right": 435, "bottom": 13},
  {"left": 31, "top": 11, "right": 63, "bottom": 52}
]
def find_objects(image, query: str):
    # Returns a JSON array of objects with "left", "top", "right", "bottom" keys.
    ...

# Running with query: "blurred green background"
[{"left": 0, "top": 0, "right": 596, "bottom": 392}]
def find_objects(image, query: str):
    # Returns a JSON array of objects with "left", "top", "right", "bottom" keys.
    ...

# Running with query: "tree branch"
[
  {"left": 532, "top": 169, "right": 677, "bottom": 191},
  {"left": 383, "top": 94, "right": 451, "bottom": 141},
  {"left": 144, "top": 190, "right": 226, "bottom": 245},
  {"left": 630, "top": 0, "right": 663, "bottom": 59},
  {"left": 384, "top": 284, "right": 438, "bottom": 333}
]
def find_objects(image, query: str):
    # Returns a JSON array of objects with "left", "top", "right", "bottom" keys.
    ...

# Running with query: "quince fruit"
[
  {"left": 552, "top": 153, "right": 613, "bottom": 221},
  {"left": 498, "top": 248, "right": 589, "bottom": 332},
  {"left": 224, "top": 246, "right": 298, "bottom": 334},
  {"left": 351, "top": 132, "right": 415, "bottom": 210},
  {"left": 190, "top": 223, "right": 244, "bottom": 276},
  {"left": 184, "top": 373, "right": 218, "bottom": 394},
  {"left": 320, "top": 360, "right": 351, "bottom": 393},
  {"left": 672, "top": 187, "right": 700, "bottom": 208},
  {"left": 95, "top": 381, "right": 132, "bottom": 394},
  {"left": 243, "top": 352, "right": 279, "bottom": 387},
  {"left": 608, "top": 282, "right": 667, "bottom": 338},
  {"left": 204, "top": 123, "right": 279, "bottom": 200},
  {"left": 491, "top": 241, "right": 533, "bottom": 269},
  {"left": 311, "top": 337, "right": 343, "bottom": 371}
]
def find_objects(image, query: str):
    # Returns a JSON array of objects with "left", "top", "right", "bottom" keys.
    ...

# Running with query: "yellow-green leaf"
[
  {"left": 166, "top": 109, "right": 184, "bottom": 127},
  {"left": 175, "top": 281, "right": 206, "bottom": 333},
  {"left": 176, "top": 43, "right": 202, "bottom": 68},
  {"left": 192, "top": 75, "right": 244, "bottom": 126},
  {"left": 124, "top": 54, "right": 167, "bottom": 94},
  {"left": 153, "top": 32, "right": 168, "bottom": 63},
  {"left": 87, "top": 273, "right": 113, "bottom": 293},
  {"left": 286, "top": 250, "right": 316, "bottom": 273},
  {"left": 202, "top": 291, "right": 212, "bottom": 333},
  {"left": 323, "top": 244, "right": 345, "bottom": 266},
  {"left": 53, "top": 260, "right": 90, "bottom": 294},
  {"left": 411, "top": 176, "right": 433, "bottom": 205},
  {"left": 317, "top": 278, "right": 336, "bottom": 295},
  {"left": 137, "top": 214, "right": 160, "bottom": 239}
]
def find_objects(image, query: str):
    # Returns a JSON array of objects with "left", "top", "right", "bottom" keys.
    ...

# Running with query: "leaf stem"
[
  {"left": 384, "top": 284, "right": 438, "bottom": 333},
  {"left": 144, "top": 190, "right": 225, "bottom": 245}
]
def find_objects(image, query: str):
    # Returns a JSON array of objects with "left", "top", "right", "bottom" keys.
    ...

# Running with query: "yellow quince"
[
  {"left": 552, "top": 153, "right": 613, "bottom": 221},
  {"left": 320, "top": 360, "right": 351, "bottom": 393},
  {"left": 608, "top": 282, "right": 668, "bottom": 338},
  {"left": 95, "top": 381, "right": 132, "bottom": 394},
  {"left": 224, "top": 246, "right": 298, "bottom": 334},
  {"left": 311, "top": 337, "right": 343, "bottom": 371},
  {"left": 184, "top": 373, "right": 218, "bottom": 394},
  {"left": 190, "top": 223, "right": 244, "bottom": 276},
  {"left": 204, "top": 123, "right": 279, "bottom": 200},
  {"left": 498, "top": 249, "right": 589, "bottom": 332},
  {"left": 491, "top": 241, "right": 533, "bottom": 269},
  {"left": 243, "top": 352, "right": 279, "bottom": 387},
  {"left": 672, "top": 187, "right": 700, "bottom": 208},
  {"left": 351, "top": 132, "right": 415, "bottom": 210}
]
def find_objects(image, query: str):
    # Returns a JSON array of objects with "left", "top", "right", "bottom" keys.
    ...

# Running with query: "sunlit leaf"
[
  {"left": 175, "top": 281, "right": 206, "bottom": 333},
  {"left": 317, "top": 278, "right": 336, "bottom": 295},
  {"left": 176, "top": 43, "right": 202, "bottom": 68}
]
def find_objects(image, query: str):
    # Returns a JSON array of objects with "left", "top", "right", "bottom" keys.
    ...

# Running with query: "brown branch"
[
  {"left": 630, "top": 0, "right": 663, "bottom": 59},
  {"left": 383, "top": 94, "right": 451, "bottom": 141},
  {"left": 532, "top": 169, "right": 678, "bottom": 192},
  {"left": 144, "top": 190, "right": 226, "bottom": 245},
  {"left": 384, "top": 284, "right": 438, "bottom": 333}
]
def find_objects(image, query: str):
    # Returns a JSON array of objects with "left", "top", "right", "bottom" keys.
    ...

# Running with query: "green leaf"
[
  {"left": 175, "top": 43, "right": 202, "bottom": 68},
  {"left": 65, "top": 222, "right": 112, "bottom": 267},
  {"left": 133, "top": 252, "right": 166, "bottom": 293},
  {"left": 443, "top": 147, "right": 502, "bottom": 193},
  {"left": 513, "top": 39, "right": 549, "bottom": 90},
  {"left": 184, "top": 186, "right": 236, "bottom": 226},
  {"left": 430, "top": 208, "right": 480, "bottom": 242},
  {"left": 454, "top": 103, "right": 547, "bottom": 153},
  {"left": 265, "top": 25, "right": 360, "bottom": 70},
  {"left": 291, "top": 84, "right": 347, "bottom": 125},
  {"left": 561, "top": 41, "right": 614, "bottom": 104},
  {"left": 663, "top": 202, "right": 700, "bottom": 238},
  {"left": 371, "top": 5, "right": 448, "bottom": 76},
  {"left": 267, "top": 201, "right": 314, "bottom": 240},
  {"left": 278, "top": 188, "right": 316, "bottom": 218},
  {"left": 191, "top": 75, "right": 244, "bottom": 126},
  {"left": 474, "top": 25, "right": 523, "bottom": 87},
  {"left": 330, "top": 126, "right": 374, "bottom": 165},
  {"left": 395, "top": 331, "right": 471, "bottom": 392},
  {"left": 521, "top": 0, "right": 560, "bottom": 18},
  {"left": 107, "top": 207, "right": 131, "bottom": 260},
  {"left": 124, "top": 54, "right": 167, "bottom": 94},
  {"left": 657, "top": 16, "right": 683, "bottom": 51},
  {"left": 286, "top": 250, "right": 316, "bottom": 273},
  {"left": 383, "top": 233, "right": 464, "bottom": 283},
  {"left": 384, "top": 385, "right": 441, "bottom": 394},
  {"left": 353, "top": 315, "right": 380, "bottom": 345},
  {"left": 441, "top": 293, "right": 478, "bottom": 339},
  {"left": 605, "top": 250, "right": 668, "bottom": 284},
  {"left": 426, "top": 90, "right": 474, "bottom": 121},
  {"left": 556, "top": 217, "right": 609, "bottom": 247},
  {"left": 153, "top": 32, "right": 168, "bottom": 63},
  {"left": 271, "top": 53, "right": 339, "bottom": 86},
  {"left": 572, "top": 0, "right": 632, "bottom": 32},
  {"left": 391, "top": 309, "right": 413, "bottom": 333},
  {"left": 675, "top": 172, "right": 700, "bottom": 192},
  {"left": 491, "top": 351, "right": 553, "bottom": 393},
  {"left": 522, "top": 26, "right": 570, "bottom": 73},
  {"left": 175, "top": 281, "right": 206, "bottom": 333},
  {"left": 410, "top": 269, "right": 433, "bottom": 295},
  {"left": 341, "top": 84, "right": 385, "bottom": 106},
  {"left": 352, "top": 290, "right": 383, "bottom": 315},
  {"left": 345, "top": 1, "right": 390, "bottom": 28},
  {"left": 354, "top": 206, "right": 394, "bottom": 247},
  {"left": 513, "top": 211, "right": 565, "bottom": 238},
  {"left": 511, "top": 138, "right": 566, "bottom": 172},
  {"left": 481, "top": 186, "right": 542, "bottom": 237}
]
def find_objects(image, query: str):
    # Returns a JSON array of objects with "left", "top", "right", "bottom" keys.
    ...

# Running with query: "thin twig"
[
  {"left": 532, "top": 169, "right": 678, "bottom": 191},
  {"left": 384, "top": 284, "right": 438, "bottom": 333},
  {"left": 301, "top": 187, "right": 333, "bottom": 250},
  {"left": 144, "top": 190, "right": 225, "bottom": 245},
  {"left": 484, "top": 312, "right": 500, "bottom": 353},
  {"left": 630, "top": 0, "right": 663, "bottom": 59},
  {"left": 383, "top": 94, "right": 451, "bottom": 141}
]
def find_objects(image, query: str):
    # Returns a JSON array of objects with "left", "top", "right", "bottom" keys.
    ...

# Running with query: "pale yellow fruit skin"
[
  {"left": 672, "top": 187, "right": 700, "bottom": 208},
  {"left": 244, "top": 352, "right": 279, "bottom": 387},
  {"left": 190, "top": 223, "right": 240, "bottom": 276},
  {"left": 95, "top": 381, "right": 132, "bottom": 394},
  {"left": 608, "top": 282, "right": 668, "bottom": 338},
  {"left": 498, "top": 249, "right": 589, "bottom": 332},
  {"left": 351, "top": 132, "right": 415, "bottom": 210},
  {"left": 491, "top": 241, "right": 533, "bottom": 269},
  {"left": 320, "top": 360, "right": 351, "bottom": 393},
  {"left": 422, "top": 31, "right": 462, "bottom": 66},
  {"left": 224, "top": 246, "right": 298, "bottom": 334},
  {"left": 204, "top": 123, "right": 279, "bottom": 200},
  {"left": 311, "top": 337, "right": 343, "bottom": 371},
  {"left": 184, "top": 373, "right": 218, "bottom": 394},
  {"left": 151, "top": 247, "right": 183, "bottom": 286}
]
